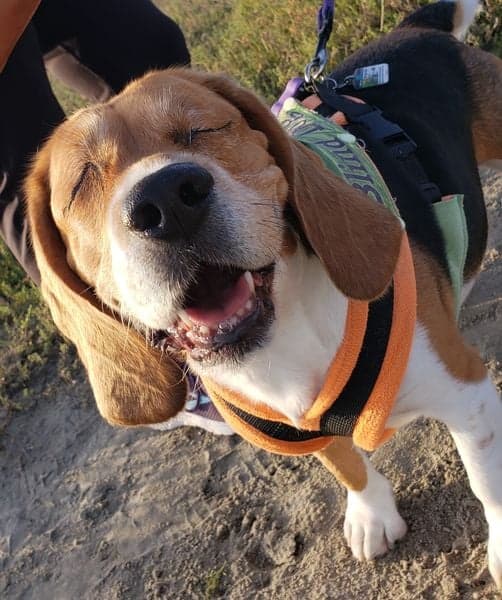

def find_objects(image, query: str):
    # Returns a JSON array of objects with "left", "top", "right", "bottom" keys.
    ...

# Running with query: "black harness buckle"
[{"left": 351, "top": 108, "right": 418, "bottom": 160}]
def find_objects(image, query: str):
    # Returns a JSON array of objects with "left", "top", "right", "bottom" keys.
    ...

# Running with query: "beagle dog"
[{"left": 25, "top": 0, "right": 502, "bottom": 585}]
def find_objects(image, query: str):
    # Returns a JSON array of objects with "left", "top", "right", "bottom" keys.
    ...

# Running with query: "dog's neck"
[{"left": 195, "top": 247, "right": 349, "bottom": 427}]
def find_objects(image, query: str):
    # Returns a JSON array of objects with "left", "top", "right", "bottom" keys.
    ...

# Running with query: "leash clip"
[
  {"left": 305, "top": 0, "right": 335, "bottom": 86},
  {"left": 304, "top": 52, "right": 328, "bottom": 85}
]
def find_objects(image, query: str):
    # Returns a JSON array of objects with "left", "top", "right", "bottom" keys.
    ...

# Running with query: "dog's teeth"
[
  {"left": 252, "top": 272, "right": 263, "bottom": 287},
  {"left": 192, "top": 347, "right": 210, "bottom": 360},
  {"left": 244, "top": 270, "right": 255, "bottom": 294},
  {"left": 218, "top": 320, "right": 233, "bottom": 333},
  {"left": 245, "top": 299, "right": 254, "bottom": 311},
  {"left": 237, "top": 308, "right": 245, "bottom": 317},
  {"left": 199, "top": 325, "right": 210, "bottom": 335}
]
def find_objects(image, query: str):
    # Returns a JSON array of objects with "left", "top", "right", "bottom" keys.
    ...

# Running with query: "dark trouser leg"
[
  {"left": 1, "top": 0, "right": 190, "bottom": 283},
  {"left": 0, "top": 25, "right": 65, "bottom": 284},
  {"left": 33, "top": 0, "right": 190, "bottom": 92}
]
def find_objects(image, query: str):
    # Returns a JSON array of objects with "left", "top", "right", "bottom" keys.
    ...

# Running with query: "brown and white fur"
[{"left": 25, "top": 0, "right": 502, "bottom": 585}]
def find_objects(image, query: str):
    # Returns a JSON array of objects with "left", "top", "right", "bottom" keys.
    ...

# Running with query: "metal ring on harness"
[{"left": 304, "top": 0, "right": 335, "bottom": 85}]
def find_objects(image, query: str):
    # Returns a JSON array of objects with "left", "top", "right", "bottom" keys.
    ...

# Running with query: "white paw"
[
  {"left": 487, "top": 517, "right": 502, "bottom": 588},
  {"left": 344, "top": 473, "right": 407, "bottom": 561}
]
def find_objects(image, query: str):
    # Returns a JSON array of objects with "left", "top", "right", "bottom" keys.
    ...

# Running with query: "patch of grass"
[
  {"left": 204, "top": 564, "right": 226, "bottom": 599},
  {"left": 160, "top": 0, "right": 499, "bottom": 102},
  {"left": 468, "top": 0, "right": 502, "bottom": 56},
  {"left": 0, "top": 244, "right": 77, "bottom": 418},
  {"left": 164, "top": 0, "right": 234, "bottom": 70},
  {"left": 49, "top": 77, "right": 88, "bottom": 114}
]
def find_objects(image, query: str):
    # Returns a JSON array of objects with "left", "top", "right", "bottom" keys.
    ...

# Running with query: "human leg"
[
  {"left": 0, "top": 24, "right": 65, "bottom": 282},
  {"left": 33, "top": 0, "right": 190, "bottom": 93}
]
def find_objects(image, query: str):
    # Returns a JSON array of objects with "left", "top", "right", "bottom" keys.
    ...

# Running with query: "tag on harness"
[{"left": 350, "top": 63, "right": 389, "bottom": 89}]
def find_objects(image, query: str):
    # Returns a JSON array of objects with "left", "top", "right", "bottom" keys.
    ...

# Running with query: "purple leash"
[
  {"left": 271, "top": 0, "right": 335, "bottom": 116},
  {"left": 317, "top": 0, "right": 335, "bottom": 34}
]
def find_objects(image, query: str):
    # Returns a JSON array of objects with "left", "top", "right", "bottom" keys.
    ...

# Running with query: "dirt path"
[{"left": 1, "top": 169, "right": 501, "bottom": 600}]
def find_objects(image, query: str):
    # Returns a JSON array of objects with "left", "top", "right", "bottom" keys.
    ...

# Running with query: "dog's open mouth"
[{"left": 151, "top": 263, "right": 275, "bottom": 362}]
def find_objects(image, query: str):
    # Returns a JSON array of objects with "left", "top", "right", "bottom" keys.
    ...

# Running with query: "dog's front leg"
[
  {"left": 315, "top": 439, "right": 407, "bottom": 560},
  {"left": 390, "top": 328, "right": 502, "bottom": 587},
  {"left": 437, "top": 377, "right": 502, "bottom": 587}
]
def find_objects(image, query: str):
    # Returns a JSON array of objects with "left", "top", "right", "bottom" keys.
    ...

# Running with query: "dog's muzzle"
[{"left": 116, "top": 161, "right": 278, "bottom": 364}]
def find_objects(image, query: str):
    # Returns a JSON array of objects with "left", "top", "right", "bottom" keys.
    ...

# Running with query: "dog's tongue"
[{"left": 184, "top": 272, "right": 253, "bottom": 327}]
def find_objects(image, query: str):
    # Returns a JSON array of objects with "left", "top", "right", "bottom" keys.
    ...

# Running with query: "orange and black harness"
[
  {"left": 202, "top": 97, "right": 421, "bottom": 455},
  {"left": 199, "top": 3, "right": 469, "bottom": 456}
]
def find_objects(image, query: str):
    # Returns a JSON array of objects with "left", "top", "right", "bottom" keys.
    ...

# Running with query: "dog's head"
[{"left": 26, "top": 68, "right": 402, "bottom": 426}]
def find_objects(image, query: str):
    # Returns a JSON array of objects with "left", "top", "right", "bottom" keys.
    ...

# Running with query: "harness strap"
[
  {"left": 353, "top": 234, "right": 416, "bottom": 449},
  {"left": 205, "top": 297, "right": 369, "bottom": 432},
  {"left": 206, "top": 234, "right": 415, "bottom": 454},
  {"left": 309, "top": 91, "right": 467, "bottom": 315},
  {"left": 313, "top": 80, "right": 442, "bottom": 204},
  {"left": 208, "top": 393, "right": 334, "bottom": 455},
  {"left": 202, "top": 99, "right": 417, "bottom": 455}
]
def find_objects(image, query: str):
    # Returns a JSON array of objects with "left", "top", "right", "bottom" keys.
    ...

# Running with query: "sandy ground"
[{"left": 0, "top": 168, "right": 501, "bottom": 600}]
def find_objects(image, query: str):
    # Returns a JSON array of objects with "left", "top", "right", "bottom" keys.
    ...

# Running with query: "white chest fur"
[{"left": 198, "top": 248, "right": 349, "bottom": 427}]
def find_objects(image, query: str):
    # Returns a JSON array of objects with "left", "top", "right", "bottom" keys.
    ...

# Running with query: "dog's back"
[{"left": 329, "top": 1, "right": 500, "bottom": 279}]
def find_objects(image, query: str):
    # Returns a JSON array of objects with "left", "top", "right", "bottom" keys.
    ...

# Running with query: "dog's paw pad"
[
  {"left": 344, "top": 507, "right": 407, "bottom": 560},
  {"left": 343, "top": 476, "right": 407, "bottom": 561}
]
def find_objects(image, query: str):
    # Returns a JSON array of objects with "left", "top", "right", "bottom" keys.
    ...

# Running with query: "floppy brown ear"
[
  {"left": 182, "top": 71, "right": 403, "bottom": 300},
  {"left": 25, "top": 143, "right": 187, "bottom": 426},
  {"left": 287, "top": 141, "right": 404, "bottom": 300}
]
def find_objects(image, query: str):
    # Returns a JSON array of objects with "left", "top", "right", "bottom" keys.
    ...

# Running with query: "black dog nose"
[{"left": 124, "top": 162, "right": 214, "bottom": 240}]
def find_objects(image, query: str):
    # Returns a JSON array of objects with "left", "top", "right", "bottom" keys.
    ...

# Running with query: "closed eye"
[
  {"left": 65, "top": 162, "right": 100, "bottom": 213},
  {"left": 173, "top": 121, "right": 232, "bottom": 146},
  {"left": 191, "top": 121, "right": 232, "bottom": 138}
]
